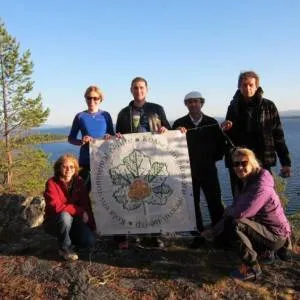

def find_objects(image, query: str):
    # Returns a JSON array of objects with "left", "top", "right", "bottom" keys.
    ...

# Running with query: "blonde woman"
[
  {"left": 208, "top": 148, "right": 291, "bottom": 280},
  {"left": 44, "top": 154, "right": 96, "bottom": 261},
  {"left": 68, "top": 85, "right": 114, "bottom": 188}
]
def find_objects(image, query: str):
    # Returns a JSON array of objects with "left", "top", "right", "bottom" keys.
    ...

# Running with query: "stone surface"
[
  {"left": 1, "top": 194, "right": 300, "bottom": 299},
  {"left": 0, "top": 193, "right": 45, "bottom": 243}
]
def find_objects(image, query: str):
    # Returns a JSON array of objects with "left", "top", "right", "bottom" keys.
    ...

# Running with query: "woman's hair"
[
  {"left": 84, "top": 85, "right": 104, "bottom": 101},
  {"left": 54, "top": 153, "right": 79, "bottom": 179},
  {"left": 231, "top": 147, "right": 261, "bottom": 174}
]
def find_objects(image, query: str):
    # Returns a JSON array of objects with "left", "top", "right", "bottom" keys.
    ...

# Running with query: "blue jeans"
[{"left": 44, "top": 212, "right": 96, "bottom": 250}]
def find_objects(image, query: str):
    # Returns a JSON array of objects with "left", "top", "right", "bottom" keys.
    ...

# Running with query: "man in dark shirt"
[
  {"left": 116, "top": 77, "right": 170, "bottom": 134},
  {"left": 221, "top": 71, "right": 291, "bottom": 196},
  {"left": 173, "top": 91, "right": 225, "bottom": 248},
  {"left": 116, "top": 77, "right": 171, "bottom": 248}
]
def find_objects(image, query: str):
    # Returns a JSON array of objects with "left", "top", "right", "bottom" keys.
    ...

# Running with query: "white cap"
[{"left": 184, "top": 91, "right": 205, "bottom": 102}]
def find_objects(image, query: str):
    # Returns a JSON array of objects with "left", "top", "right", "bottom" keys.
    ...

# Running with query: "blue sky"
[{"left": 1, "top": 0, "right": 300, "bottom": 125}]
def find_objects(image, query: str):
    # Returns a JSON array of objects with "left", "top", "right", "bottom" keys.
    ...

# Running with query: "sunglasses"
[
  {"left": 86, "top": 96, "right": 100, "bottom": 101},
  {"left": 232, "top": 160, "right": 249, "bottom": 168}
]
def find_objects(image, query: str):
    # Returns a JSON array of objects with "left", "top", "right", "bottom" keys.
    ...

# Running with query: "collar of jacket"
[
  {"left": 232, "top": 87, "right": 264, "bottom": 103},
  {"left": 128, "top": 100, "right": 146, "bottom": 109},
  {"left": 184, "top": 113, "right": 210, "bottom": 126},
  {"left": 240, "top": 168, "right": 263, "bottom": 192},
  {"left": 54, "top": 176, "right": 78, "bottom": 193}
]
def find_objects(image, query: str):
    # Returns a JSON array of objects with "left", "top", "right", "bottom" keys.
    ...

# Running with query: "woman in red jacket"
[{"left": 44, "top": 154, "right": 96, "bottom": 261}]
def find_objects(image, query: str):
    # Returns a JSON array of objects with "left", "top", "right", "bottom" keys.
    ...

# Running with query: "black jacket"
[
  {"left": 172, "top": 114, "right": 225, "bottom": 175},
  {"left": 116, "top": 101, "right": 171, "bottom": 134},
  {"left": 225, "top": 88, "right": 291, "bottom": 168}
]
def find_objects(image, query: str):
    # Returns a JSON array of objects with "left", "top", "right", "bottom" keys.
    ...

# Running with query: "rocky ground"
[{"left": 0, "top": 194, "right": 300, "bottom": 299}]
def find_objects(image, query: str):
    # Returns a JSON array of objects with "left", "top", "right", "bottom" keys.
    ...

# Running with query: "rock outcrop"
[{"left": 0, "top": 194, "right": 45, "bottom": 242}]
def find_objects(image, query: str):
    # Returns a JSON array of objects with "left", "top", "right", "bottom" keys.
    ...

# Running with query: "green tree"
[{"left": 0, "top": 20, "right": 50, "bottom": 186}]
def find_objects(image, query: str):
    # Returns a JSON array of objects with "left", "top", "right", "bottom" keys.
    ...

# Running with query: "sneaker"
[
  {"left": 231, "top": 263, "right": 262, "bottom": 281},
  {"left": 156, "top": 238, "right": 165, "bottom": 249},
  {"left": 189, "top": 236, "right": 206, "bottom": 249},
  {"left": 260, "top": 250, "right": 275, "bottom": 265},
  {"left": 59, "top": 248, "right": 79, "bottom": 261}
]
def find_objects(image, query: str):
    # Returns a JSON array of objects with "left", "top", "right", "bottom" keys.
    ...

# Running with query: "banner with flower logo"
[{"left": 90, "top": 131, "right": 197, "bottom": 235}]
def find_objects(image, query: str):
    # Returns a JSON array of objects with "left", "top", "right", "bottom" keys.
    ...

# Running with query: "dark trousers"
[
  {"left": 44, "top": 212, "right": 96, "bottom": 250},
  {"left": 79, "top": 165, "right": 91, "bottom": 192},
  {"left": 225, "top": 218, "right": 286, "bottom": 265},
  {"left": 192, "top": 167, "right": 224, "bottom": 232}
]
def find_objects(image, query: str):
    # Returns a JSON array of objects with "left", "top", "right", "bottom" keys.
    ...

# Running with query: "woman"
[
  {"left": 44, "top": 154, "right": 96, "bottom": 261},
  {"left": 209, "top": 147, "right": 291, "bottom": 280},
  {"left": 68, "top": 85, "right": 114, "bottom": 188}
]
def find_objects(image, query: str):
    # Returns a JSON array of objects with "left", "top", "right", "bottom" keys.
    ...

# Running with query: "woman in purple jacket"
[{"left": 216, "top": 147, "right": 291, "bottom": 280}]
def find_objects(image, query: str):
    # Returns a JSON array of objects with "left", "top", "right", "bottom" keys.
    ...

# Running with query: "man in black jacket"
[
  {"left": 222, "top": 71, "right": 291, "bottom": 196},
  {"left": 116, "top": 77, "right": 170, "bottom": 134},
  {"left": 173, "top": 91, "right": 225, "bottom": 248},
  {"left": 116, "top": 77, "right": 171, "bottom": 248}
]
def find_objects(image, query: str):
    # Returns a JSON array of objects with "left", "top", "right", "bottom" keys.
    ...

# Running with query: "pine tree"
[{"left": 0, "top": 20, "right": 50, "bottom": 186}]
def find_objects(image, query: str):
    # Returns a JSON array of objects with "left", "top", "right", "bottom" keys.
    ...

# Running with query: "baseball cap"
[{"left": 184, "top": 91, "right": 205, "bottom": 102}]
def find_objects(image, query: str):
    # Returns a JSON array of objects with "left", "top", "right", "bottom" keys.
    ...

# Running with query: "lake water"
[{"left": 37, "top": 118, "right": 300, "bottom": 216}]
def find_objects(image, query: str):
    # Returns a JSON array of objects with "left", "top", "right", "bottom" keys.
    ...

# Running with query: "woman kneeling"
[
  {"left": 44, "top": 154, "right": 96, "bottom": 261},
  {"left": 216, "top": 148, "right": 291, "bottom": 280}
]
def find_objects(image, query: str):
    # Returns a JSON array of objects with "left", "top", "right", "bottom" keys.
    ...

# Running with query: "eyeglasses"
[
  {"left": 232, "top": 160, "right": 249, "bottom": 168},
  {"left": 86, "top": 96, "right": 100, "bottom": 101},
  {"left": 62, "top": 165, "right": 75, "bottom": 169}
]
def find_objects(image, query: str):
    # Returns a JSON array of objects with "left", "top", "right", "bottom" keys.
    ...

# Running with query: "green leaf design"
[
  {"left": 152, "top": 183, "right": 173, "bottom": 203},
  {"left": 112, "top": 187, "right": 128, "bottom": 205},
  {"left": 111, "top": 149, "right": 173, "bottom": 212},
  {"left": 122, "top": 150, "right": 151, "bottom": 178},
  {"left": 109, "top": 164, "right": 133, "bottom": 186},
  {"left": 146, "top": 183, "right": 172, "bottom": 205},
  {"left": 148, "top": 162, "right": 168, "bottom": 184}
]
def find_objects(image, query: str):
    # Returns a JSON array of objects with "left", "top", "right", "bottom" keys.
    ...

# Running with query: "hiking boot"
[
  {"left": 59, "top": 248, "right": 79, "bottom": 261},
  {"left": 277, "top": 247, "right": 292, "bottom": 262},
  {"left": 118, "top": 240, "right": 129, "bottom": 250},
  {"left": 231, "top": 263, "right": 262, "bottom": 281},
  {"left": 189, "top": 236, "right": 206, "bottom": 249},
  {"left": 156, "top": 238, "right": 165, "bottom": 249},
  {"left": 260, "top": 250, "right": 275, "bottom": 265},
  {"left": 141, "top": 237, "right": 165, "bottom": 249}
]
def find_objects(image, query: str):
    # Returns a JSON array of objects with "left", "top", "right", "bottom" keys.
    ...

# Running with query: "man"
[
  {"left": 116, "top": 77, "right": 171, "bottom": 248},
  {"left": 222, "top": 71, "right": 291, "bottom": 195},
  {"left": 173, "top": 91, "right": 225, "bottom": 248},
  {"left": 116, "top": 77, "right": 171, "bottom": 134}
]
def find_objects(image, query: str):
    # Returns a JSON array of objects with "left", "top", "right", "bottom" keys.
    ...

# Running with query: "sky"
[{"left": 1, "top": 0, "right": 300, "bottom": 125}]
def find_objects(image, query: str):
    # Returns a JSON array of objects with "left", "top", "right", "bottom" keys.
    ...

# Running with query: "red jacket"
[{"left": 44, "top": 176, "right": 96, "bottom": 231}]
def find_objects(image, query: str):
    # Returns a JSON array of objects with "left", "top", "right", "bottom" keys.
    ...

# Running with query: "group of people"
[{"left": 43, "top": 71, "right": 292, "bottom": 281}]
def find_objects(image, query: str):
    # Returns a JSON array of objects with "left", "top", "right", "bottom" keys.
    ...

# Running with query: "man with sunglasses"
[
  {"left": 221, "top": 71, "right": 291, "bottom": 196},
  {"left": 173, "top": 91, "right": 226, "bottom": 248}
]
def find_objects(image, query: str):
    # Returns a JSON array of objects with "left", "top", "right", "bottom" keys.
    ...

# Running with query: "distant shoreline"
[
  {"left": 37, "top": 138, "right": 67, "bottom": 144},
  {"left": 39, "top": 115, "right": 300, "bottom": 129},
  {"left": 281, "top": 115, "right": 300, "bottom": 119}
]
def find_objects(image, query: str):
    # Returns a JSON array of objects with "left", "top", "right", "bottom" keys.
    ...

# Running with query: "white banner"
[{"left": 90, "top": 131, "right": 197, "bottom": 235}]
